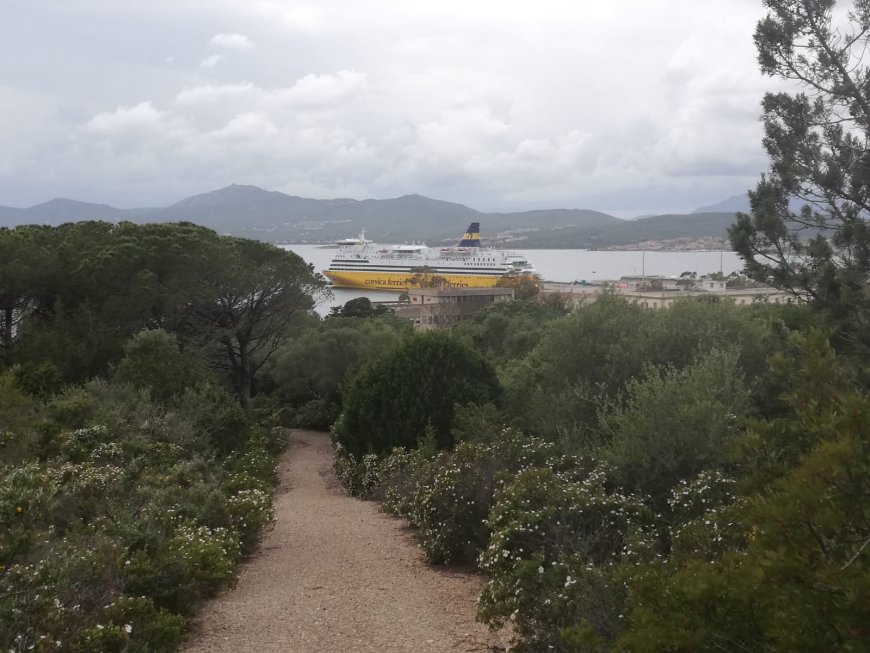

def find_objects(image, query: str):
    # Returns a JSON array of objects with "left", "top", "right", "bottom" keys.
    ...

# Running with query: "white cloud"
[
  {"left": 211, "top": 112, "right": 278, "bottom": 140},
  {"left": 209, "top": 32, "right": 254, "bottom": 50},
  {"left": 175, "top": 82, "right": 256, "bottom": 105},
  {"left": 200, "top": 54, "right": 224, "bottom": 68},
  {"left": 83, "top": 102, "right": 170, "bottom": 135},
  {"left": 271, "top": 70, "right": 367, "bottom": 107},
  {"left": 2, "top": 0, "right": 784, "bottom": 210},
  {"left": 282, "top": 7, "right": 324, "bottom": 35}
]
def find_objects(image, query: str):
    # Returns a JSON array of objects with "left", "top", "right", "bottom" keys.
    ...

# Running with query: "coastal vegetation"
[
  {"left": 2, "top": 2, "right": 870, "bottom": 651},
  {"left": 1, "top": 213, "right": 867, "bottom": 647},
  {"left": 327, "top": 3, "right": 870, "bottom": 650},
  {"left": 332, "top": 294, "right": 863, "bottom": 651},
  {"left": 0, "top": 222, "right": 323, "bottom": 650}
]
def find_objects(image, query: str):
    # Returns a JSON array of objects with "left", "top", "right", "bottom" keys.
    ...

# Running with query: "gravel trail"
[{"left": 186, "top": 429, "right": 506, "bottom": 653}]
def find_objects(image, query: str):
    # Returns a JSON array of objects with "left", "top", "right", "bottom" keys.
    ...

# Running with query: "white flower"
[{"left": 124, "top": 624, "right": 132, "bottom": 634}]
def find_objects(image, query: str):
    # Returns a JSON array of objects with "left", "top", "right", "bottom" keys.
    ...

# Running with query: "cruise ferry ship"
[{"left": 323, "top": 223, "right": 536, "bottom": 290}]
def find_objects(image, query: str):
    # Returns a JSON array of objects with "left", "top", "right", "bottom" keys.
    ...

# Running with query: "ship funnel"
[{"left": 458, "top": 222, "right": 481, "bottom": 248}]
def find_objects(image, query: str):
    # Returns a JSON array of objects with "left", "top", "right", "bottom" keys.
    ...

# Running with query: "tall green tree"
[
  {"left": 191, "top": 237, "right": 326, "bottom": 409},
  {"left": 0, "top": 227, "right": 54, "bottom": 366},
  {"left": 267, "top": 315, "right": 409, "bottom": 406},
  {"left": 730, "top": 0, "right": 870, "bottom": 358}
]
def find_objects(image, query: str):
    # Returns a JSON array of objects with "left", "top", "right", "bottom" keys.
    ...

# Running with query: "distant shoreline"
[{"left": 291, "top": 242, "right": 737, "bottom": 253}]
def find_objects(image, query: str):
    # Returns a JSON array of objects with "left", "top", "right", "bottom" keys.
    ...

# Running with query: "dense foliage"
[
  {"left": 333, "top": 331, "right": 502, "bottom": 456},
  {"left": 6, "top": 4, "right": 870, "bottom": 644},
  {"left": 0, "top": 370, "right": 285, "bottom": 651},
  {"left": 264, "top": 312, "right": 411, "bottom": 429},
  {"left": 730, "top": 0, "right": 870, "bottom": 363},
  {"left": 329, "top": 283, "right": 868, "bottom": 651},
  {"left": 0, "top": 221, "right": 324, "bottom": 404},
  {"left": 323, "top": 4, "right": 870, "bottom": 648},
  {"left": 0, "top": 222, "right": 324, "bottom": 651}
]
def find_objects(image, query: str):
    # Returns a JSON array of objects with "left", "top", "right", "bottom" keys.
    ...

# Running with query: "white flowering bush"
[
  {"left": 667, "top": 470, "right": 746, "bottom": 563},
  {"left": 360, "top": 454, "right": 381, "bottom": 497},
  {"left": 169, "top": 523, "right": 239, "bottom": 589},
  {"left": 333, "top": 441, "right": 383, "bottom": 498},
  {"left": 0, "top": 464, "right": 57, "bottom": 565},
  {"left": 0, "top": 533, "right": 184, "bottom": 653},
  {"left": 375, "top": 429, "right": 565, "bottom": 565},
  {"left": 478, "top": 466, "right": 653, "bottom": 652},
  {"left": 1, "top": 391, "right": 286, "bottom": 651},
  {"left": 227, "top": 488, "right": 274, "bottom": 554},
  {"left": 56, "top": 425, "right": 113, "bottom": 462},
  {"left": 332, "top": 442, "right": 362, "bottom": 495},
  {"left": 246, "top": 425, "right": 288, "bottom": 456},
  {"left": 375, "top": 447, "right": 437, "bottom": 519}
]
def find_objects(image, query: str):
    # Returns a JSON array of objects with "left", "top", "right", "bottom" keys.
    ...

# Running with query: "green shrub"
[
  {"left": 286, "top": 398, "right": 341, "bottom": 430},
  {"left": 0, "top": 463, "right": 57, "bottom": 566},
  {"left": 368, "top": 429, "right": 566, "bottom": 566},
  {"left": 478, "top": 466, "right": 653, "bottom": 652},
  {"left": 45, "top": 386, "right": 98, "bottom": 430},
  {"left": 0, "top": 372, "right": 39, "bottom": 464},
  {"left": 598, "top": 349, "right": 749, "bottom": 506},
  {"left": 334, "top": 331, "right": 502, "bottom": 457},
  {"left": 176, "top": 384, "right": 251, "bottom": 456},
  {"left": 11, "top": 362, "right": 65, "bottom": 399},
  {"left": 113, "top": 329, "right": 207, "bottom": 405}
]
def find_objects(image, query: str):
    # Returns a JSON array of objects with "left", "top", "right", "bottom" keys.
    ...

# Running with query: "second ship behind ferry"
[{"left": 323, "top": 222, "right": 536, "bottom": 291}]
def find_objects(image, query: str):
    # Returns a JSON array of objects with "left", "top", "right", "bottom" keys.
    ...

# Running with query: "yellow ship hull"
[{"left": 323, "top": 269, "right": 503, "bottom": 291}]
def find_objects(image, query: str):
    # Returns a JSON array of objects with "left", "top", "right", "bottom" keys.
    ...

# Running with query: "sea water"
[{"left": 283, "top": 245, "right": 744, "bottom": 316}]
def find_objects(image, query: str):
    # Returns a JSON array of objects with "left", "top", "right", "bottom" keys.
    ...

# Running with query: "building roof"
[{"left": 410, "top": 287, "right": 515, "bottom": 297}]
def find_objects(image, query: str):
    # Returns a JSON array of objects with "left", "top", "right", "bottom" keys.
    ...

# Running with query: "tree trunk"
[
  {"left": 238, "top": 341, "right": 253, "bottom": 410},
  {"left": 1, "top": 306, "right": 12, "bottom": 365}
]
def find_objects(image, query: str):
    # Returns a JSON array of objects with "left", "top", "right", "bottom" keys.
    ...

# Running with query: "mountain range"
[{"left": 0, "top": 185, "right": 744, "bottom": 249}]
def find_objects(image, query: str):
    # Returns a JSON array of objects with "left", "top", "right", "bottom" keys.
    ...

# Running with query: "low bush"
[
  {"left": 343, "top": 428, "right": 569, "bottom": 566},
  {"left": 478, "top": 466, "right": 653, "bottom": 652},
  {"left": 285, "top": 398, "right": 341, "bottom": 431},
  {"left": 412, "top": 431, "right": 564, "bottom": 565},
  {"left": 0, "top": 385, "right": 285, "bottom": 652}
]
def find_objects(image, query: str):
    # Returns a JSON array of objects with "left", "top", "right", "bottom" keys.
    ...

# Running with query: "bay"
[{"left": 283, "top": 244, "right": 745, "bottom": 315}]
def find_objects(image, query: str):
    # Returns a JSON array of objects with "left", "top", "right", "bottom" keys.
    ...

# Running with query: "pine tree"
[{"left": 729, "top": 0, "right": 870, "bottom": 359}]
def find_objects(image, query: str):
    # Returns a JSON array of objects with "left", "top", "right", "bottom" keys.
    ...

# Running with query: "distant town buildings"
[
  {"left": 378, "top": 274, "right": 794, "bottom": 330},
  {"left": 541, "top": 275, "right": 793, "bottom": 309},
  {"left": 393, "top": 287, "right": 515, "bottom": 330}
]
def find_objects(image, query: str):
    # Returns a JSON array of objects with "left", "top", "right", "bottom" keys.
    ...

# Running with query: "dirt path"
[{"left": 186, "top": 430, "right": 506, "bottom": 653}]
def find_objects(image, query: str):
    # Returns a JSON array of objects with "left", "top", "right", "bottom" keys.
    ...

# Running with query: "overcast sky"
[{"left": 1, "top": 0, "right": 780, "bottom": 215}]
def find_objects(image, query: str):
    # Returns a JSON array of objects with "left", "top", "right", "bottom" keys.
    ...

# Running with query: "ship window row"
[
  {"left": 327, "top": 265, "right": 508, "bottom": 274},
  {"left": 328, "top": 264, "right": 510, "bottom": 272}
]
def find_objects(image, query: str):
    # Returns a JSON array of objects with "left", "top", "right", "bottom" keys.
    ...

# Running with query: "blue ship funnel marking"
[{"left": 458, "top": 222, "right": 481, "bottom": 248}]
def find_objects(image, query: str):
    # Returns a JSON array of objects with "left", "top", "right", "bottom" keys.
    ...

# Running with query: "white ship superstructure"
[{"left": 323, "top": 223, "right": 536, "bottom": 290}]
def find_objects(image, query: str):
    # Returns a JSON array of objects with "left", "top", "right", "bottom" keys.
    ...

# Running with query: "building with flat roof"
[
  {"left": 541, "top": 280, "right": 794, "bottom": 310},
  {"left": 394, "top": 287, "right": 515, "bottom": 329}
]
